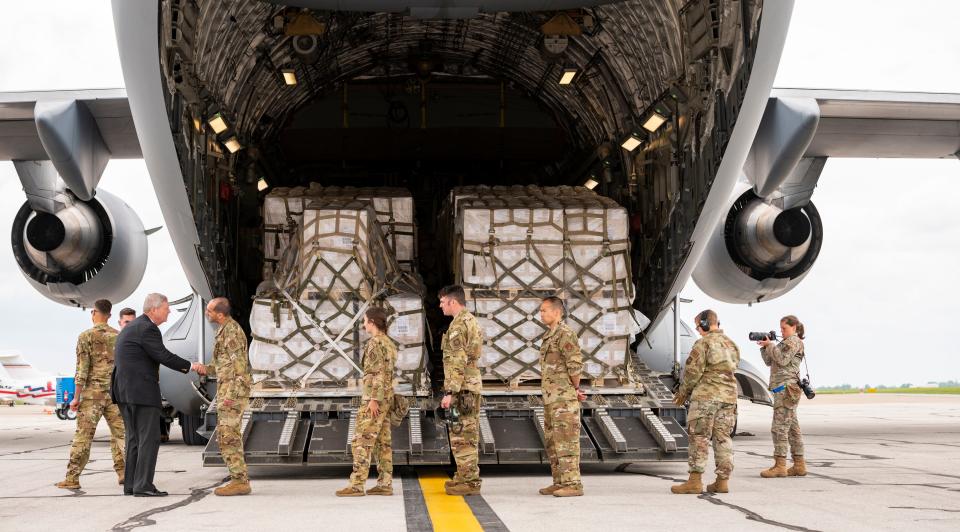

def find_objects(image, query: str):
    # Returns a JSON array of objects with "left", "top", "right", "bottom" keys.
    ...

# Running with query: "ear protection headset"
[{"left": 697, "top": 313, "right": 711, "bottom": 332}]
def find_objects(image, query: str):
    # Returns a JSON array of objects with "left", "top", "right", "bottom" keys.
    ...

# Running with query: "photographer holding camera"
[{"left": 757, "top": 315, "right": 808, "bottom": 478}]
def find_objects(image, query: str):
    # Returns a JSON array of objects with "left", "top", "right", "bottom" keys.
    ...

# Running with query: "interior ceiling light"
[
  {"left": 282, "top": 69, "right": 297, "bottom": 86},
  {"left": 620, "top": 131, "right": 644, "bottom": 152},
  {"left": 224, "top": 136, "right": 242, "bottom": 153},
  {"left": 559, "top": 67, "right": 578, "bottom": 85},
  {"left": 584, "top": 178, "right": 599, "bottom": 190},
  {"left": 257, "top": 177, "right": 269, "bottom": 192},
  {"left": 642, "top": 111, "right": 667, "bottom": 133},
  {"left": 207, "top": 113, "right": 229, "bottom": 135}
]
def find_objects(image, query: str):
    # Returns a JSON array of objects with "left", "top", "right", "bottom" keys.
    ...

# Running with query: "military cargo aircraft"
[{"left": 1, "top": 0, "right": 958, "bottom": 464}]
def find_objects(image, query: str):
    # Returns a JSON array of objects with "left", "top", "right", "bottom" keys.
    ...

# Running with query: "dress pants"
[{"left": 120, "top": 403, "right": 162, "bottom": 493}]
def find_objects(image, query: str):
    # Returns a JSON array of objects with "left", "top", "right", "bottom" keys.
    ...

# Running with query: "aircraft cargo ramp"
[{"left": 201, "top": 186, "right": 688, "bottom": 467}]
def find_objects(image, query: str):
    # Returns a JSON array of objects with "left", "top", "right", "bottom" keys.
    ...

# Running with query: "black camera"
[
  {"left": 799, "top": 377, "right": 816, "bottom": 400},
  {"left": 436, "top": 404, "right": 461, "bottom": 432},
  {"left": 749, "top": 331, "right": 778, "bottom": 341}
]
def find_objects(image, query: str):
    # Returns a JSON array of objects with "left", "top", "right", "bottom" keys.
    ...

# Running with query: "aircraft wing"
[
  {"left": 771, "top": 88, "right": 960, "bottom": 159},
  {"left": 0, "top": 88, "right": 140, "bottom": 161}
]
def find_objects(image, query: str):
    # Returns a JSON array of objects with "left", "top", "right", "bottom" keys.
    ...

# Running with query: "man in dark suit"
[{"left": 112, "top": 293, "right": 202, "bottom": 497}]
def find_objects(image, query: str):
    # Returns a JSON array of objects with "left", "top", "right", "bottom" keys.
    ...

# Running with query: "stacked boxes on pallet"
[
  {"left": 250, "top": 192, "right": 429, "bottom": 394},
  {"left": 448, "top": 185, "right": 648, "bottom": 384},
  {"left": 262, "top": 185, "right": 417, "bottom": 276}
]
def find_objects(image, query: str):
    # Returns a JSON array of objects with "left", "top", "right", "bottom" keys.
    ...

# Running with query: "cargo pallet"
[{"left": 200, "top": 358, "right": 688, "bottom": 467}]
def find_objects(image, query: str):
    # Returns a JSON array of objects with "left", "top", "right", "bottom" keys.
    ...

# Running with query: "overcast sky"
[{"left": 1, "top": 0, "right": 958, "bottom": 386}]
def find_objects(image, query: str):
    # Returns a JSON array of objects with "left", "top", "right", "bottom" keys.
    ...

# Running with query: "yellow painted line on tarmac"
[{"left": 417, "top": 472, "right": 484, "bottom": 532}]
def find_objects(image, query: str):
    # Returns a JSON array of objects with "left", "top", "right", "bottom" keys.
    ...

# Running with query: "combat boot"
[
  {"left": 706, "top": 478, "right": 729, "bottom": 493},
  {"left": 760, "top": 457, "right": 788, "bottom": 478},
  {"left": 214, "top": 480, "right": 251, "bottom": 496},
  {"left": 539, "top": 484, "right": 562, "bottom": 495},
  {"left": 445, "top": 483, "right": 481, "bottom": 496},
  {"left": 335, "top": 485, "right": 365, "bottom": 497},
  {"left": 670, "top": 472, "right": 703, "bottom": 494},
  {"left": 366, "top": 485, "right": 393, "bottom": 496},
  {"left": 787, "top": 456, "right": 807, "bottom": 477},
  {"left": 117, "top": 471, "right": 125, "bottom": 485},
  {"left": 553, "top": 486, "right": 583, "bottom": 497},
  {"left": 444, "top": 479, "right": 456, "bottom": 489},
  {"left": 55, "top": 480, "right": 80, "bottom": 490}
]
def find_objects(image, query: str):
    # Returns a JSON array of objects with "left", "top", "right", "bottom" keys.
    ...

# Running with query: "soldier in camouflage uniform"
[
  {"left": 537, "top": 296, "right": 586, "bottom": 497},
  {"left": 438, "top": 285, "right": 483, "bottom": 496},
  {"left": 671, "top": 310, "right": 740, "bottom": 494},
  {"left": 201, "top": 297, "right": 253, "bottom": 496},
  {"left": 337, "top": 307, "right": 398, "bottom": 497},
  {"left": 56, "top": 299, "right": 126, "bottom": 490},
  {"left": 759, "top": 315, "right": 807, "bottom": 478}
]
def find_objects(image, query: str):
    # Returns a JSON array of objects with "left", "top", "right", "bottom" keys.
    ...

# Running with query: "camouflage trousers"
[
  {"left": 450, "top": 392, "right": 481, "bottom": 488},
  {"left": 544, "top": 399, "right": 582, "bottom": 488},
  {"left": 217, "top": 397, "right": 250, "bottom": 483},
  {"left": 65, "top": 399, "right": 125, "bottom": 482},
  {"left": 772, "top": 383, "right": 804, "bottom": 457},
  {"left": 349, "top": 399, "right": 393, "bottom": 488},
  {"left": 687, "top": 400, "right": 737, "bottom": 479}
]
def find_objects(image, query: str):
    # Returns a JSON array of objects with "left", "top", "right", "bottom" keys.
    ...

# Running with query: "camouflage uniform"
[
  {"left": 349, "top": 334, "right": 398, "bottom": 488},
  {"left": 205, "top": 318, "right": 252, "bottom": 483},
  {"left": 677, "top": 330, "right": 740, "bottom": 479},
  {"left": 761, "top": 335, "right": 805, "bottom": 457},
  {"left": 64, "top": 323, "right": 125, "bottom": 483},
  {"left": 441, "top": 309, "right": 483, "bottom": 488},
  {"left": 540, "top": 322, "right": 584, "bottom": 489}
]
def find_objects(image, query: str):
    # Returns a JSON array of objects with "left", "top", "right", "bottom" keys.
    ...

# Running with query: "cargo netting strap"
[
  {"left": 467, "top": 290, "right": 635, "bottom": 383},
  {"left": 451, "top": 191, "right": 636, "bottom": 384},
  {"left": 252, "top": 199, "right": 428, "bottom": 391}
]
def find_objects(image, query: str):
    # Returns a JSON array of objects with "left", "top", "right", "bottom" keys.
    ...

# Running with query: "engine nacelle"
[
  {"left": 10, "top": 189, "right": 148, "bottom": 307},
  {"left": 693, "top": 182, "right": 823, "bottom": 304}
]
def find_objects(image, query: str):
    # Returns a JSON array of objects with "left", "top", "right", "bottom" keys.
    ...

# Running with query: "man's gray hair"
[{"left": 143, "top": 293, "right": 169, "bottom": 313}]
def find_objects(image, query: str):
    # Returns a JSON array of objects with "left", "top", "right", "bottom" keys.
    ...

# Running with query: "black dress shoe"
[
  {"left": 123, "top": 490, "right": 133, "bottom": 496},
  {"left": 133, "top": 490, "right": 168, "bottom": 497}
]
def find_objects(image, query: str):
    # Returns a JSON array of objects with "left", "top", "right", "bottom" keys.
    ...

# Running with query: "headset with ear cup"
[{"left": 697, "top": 313, "right": 711, "bottom": 332}]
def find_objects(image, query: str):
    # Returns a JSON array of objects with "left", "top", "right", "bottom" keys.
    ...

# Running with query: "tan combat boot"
[
  {"left": 706, "top": 478, "right": 729, "bottom": 493},
  {"left": 366, "top": 485, "right": 393, "bottom": 496},
  {"left": 444, "top": 479, "right": 456, "bottom": 489},
  {"left": 214, "top": 480, "right": 252, "bottom": 496},
  {"left": 445, "top": 483, "right": 481, "bottom": 496},
  {"left": 670, "top": 472, "right": 703, "bottom": 494},
  {"left": 539, "top": 484, "right": 562, "bottom": 495},
  {"left": 760, "top": 457, "right": 788, "bottom": 478},
  {"left": 787, "top": 456, "right": 807, "bottom": 476},
  {"left": 335, "top": 485, "right": 365, "bottom": 497},
  {"left": 553, "top": 485, "right": 583, "bottom": 497},
  {"left": 117, "top": 471, "right": 125, "bottom": 485},
  {"left": 55, "top": 480, "right": 81, "bottom": 490}
]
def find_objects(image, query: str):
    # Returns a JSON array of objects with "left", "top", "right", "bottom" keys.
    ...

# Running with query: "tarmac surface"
[{"left": 1, "top": 394, "right": 958, "bottom": 532}]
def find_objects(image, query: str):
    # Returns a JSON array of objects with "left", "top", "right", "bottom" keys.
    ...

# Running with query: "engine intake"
[
  {"left": 694, "top": 184, "right": 823, "bottom": 304},
  {"left": 11, "top": 189, "right": 148, "bottom": 307}
]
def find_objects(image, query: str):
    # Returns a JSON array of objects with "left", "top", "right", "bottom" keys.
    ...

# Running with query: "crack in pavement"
[
  {"left": 698, "top": 493, "right": 822, "bottom": 531},
  {"left": 0, "top": 443, "right": 71, "bottom": 457},
  {"left": 806, "top": 472, "right": 861, "bottom": 485},
  {"left": 823, "top": 449, "right": 888, "bottom": 460},
  {"left": 110, "top": 479, "right": 224, "bottom": 531},
  {"left": 891, "top": 506, "right": 960, "bottom": 513},
  {"left": 614, "top": 464, "right": 686, "bottom": 482}
]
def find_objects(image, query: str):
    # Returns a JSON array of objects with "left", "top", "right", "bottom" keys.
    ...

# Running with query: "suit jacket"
[{"left": 111, "top": 314, "right": 191, "bottom": 407}]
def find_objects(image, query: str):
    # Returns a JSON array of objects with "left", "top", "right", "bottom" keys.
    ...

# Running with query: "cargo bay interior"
[{"left": 158, "top": 0, "right": 763, "bottom": 465}]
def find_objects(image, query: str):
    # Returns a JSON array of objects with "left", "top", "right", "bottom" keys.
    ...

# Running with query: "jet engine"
[
  {"left": 10, "top": 188, "right": 148, "bottom": 308},
  {"left": 693, "top": 183, "right": 823, "bottom": 304}
]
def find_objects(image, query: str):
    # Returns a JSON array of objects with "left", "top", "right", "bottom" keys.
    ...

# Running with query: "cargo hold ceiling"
[{"left": 178, "top": 0, "right": 688, "bottom": 155}]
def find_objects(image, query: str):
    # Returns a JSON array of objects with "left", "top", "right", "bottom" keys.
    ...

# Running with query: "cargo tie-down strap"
[
  {"left": 451, "top": 189, "right": 636, "bottom": 384},
  {"left": 251, "top": 198, "right": 428, "bottom": 392},
  {"left": 263, "top": 187, "right": 418, "bottom": 275}
]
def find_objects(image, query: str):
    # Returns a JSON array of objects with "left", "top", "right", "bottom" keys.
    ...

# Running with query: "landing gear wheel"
[
  {"left": 56, "top": 407, "right": 67, "bottom": 420},
  {"left": 179, "top": 413, "right": 209, "bottom": 446}
]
